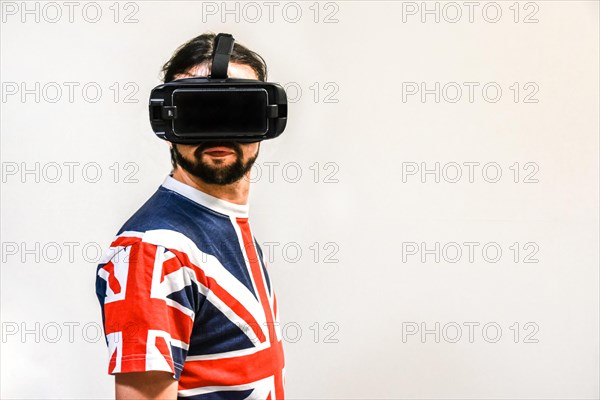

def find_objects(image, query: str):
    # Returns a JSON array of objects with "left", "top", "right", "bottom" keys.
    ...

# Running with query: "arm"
[
  {"left": 96, "top": 242, "right": 197, "bottom": 398},
  {"left": 115, "top": 371, "right": 178, "bottom": 399}
]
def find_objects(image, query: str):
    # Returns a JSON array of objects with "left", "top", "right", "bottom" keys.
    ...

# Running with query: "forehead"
[{"left": 176, "top": 62, "right": 258, "bottom": 80}]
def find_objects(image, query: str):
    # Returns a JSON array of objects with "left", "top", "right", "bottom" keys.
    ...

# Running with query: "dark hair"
[
  {"left": 163, "top": 32, "right": 268, "bottom": 170},
  {"left": 162, "top": 32, "right": 267, "bottom": 83}
]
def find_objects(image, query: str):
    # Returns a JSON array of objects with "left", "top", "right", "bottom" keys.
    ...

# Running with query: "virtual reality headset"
[{"left": 148, "top": 33, "right": 288, "bottom": 144}]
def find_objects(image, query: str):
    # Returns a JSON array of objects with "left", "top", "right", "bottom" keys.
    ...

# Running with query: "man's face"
[{"left": 171, "top": 62, "right": 260, "bottom": 185}]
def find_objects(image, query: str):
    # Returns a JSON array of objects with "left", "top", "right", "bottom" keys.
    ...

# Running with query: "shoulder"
[{"left": 117, "top": 187, "right": 181, "bottom": 234}]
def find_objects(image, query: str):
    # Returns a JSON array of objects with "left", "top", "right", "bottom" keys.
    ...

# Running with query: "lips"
[{"left": 203, "top": 146, "right": 236, "bottom": 157}]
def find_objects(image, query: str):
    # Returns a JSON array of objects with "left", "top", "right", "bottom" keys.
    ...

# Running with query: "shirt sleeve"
[{"left": 95, "top": 239, "right": 198, "bottom": 379}]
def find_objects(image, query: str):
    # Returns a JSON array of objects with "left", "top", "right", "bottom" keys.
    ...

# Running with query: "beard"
[{"left": 171, "top": 141, "right": 259, "bottom": 185}]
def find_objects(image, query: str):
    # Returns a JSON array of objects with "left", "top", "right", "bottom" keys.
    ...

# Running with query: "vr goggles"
[{"left": 148, "top": 33, "right": 288, "bottom": 144}]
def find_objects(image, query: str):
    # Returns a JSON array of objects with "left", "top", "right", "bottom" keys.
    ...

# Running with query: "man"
[{"left": 95, "top": 33, "right": 285, "bottom": 399}]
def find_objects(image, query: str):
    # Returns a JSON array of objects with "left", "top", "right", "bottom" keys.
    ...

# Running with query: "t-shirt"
[{"left": 95, "top": 175, "right": 285, "bottom": 399}]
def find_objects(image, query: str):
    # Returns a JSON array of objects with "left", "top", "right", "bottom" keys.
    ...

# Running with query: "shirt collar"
[{"left": 161, "top": 175, "right": 249, "bottom": 218}]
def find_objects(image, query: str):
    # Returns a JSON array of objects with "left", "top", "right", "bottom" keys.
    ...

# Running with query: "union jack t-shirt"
[{"left": 95, "top": 175, "right": 285, "bottom": 399}]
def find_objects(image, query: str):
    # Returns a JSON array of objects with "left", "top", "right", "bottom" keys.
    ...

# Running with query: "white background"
[{"left": 1, "top": 1, "right": 598, "bottom": 398}]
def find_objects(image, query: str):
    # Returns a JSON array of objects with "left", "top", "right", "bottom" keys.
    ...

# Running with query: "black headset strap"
[{"left": 210, "top": 33, "right": 235, "bottom": 79}]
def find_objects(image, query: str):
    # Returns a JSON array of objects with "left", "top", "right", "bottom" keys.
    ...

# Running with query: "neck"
[{"left": 171, "top": 167, "right": 250, "bottom": 205}]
